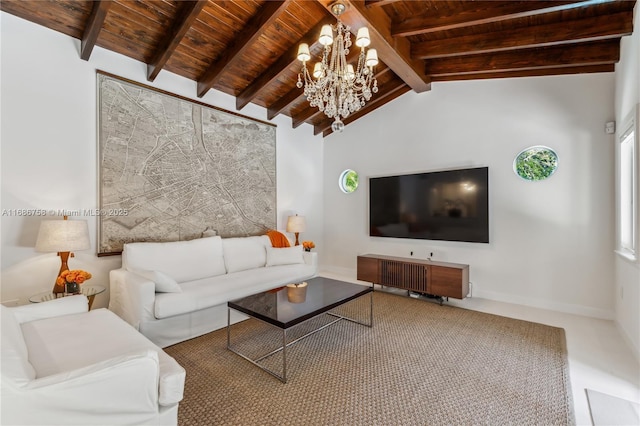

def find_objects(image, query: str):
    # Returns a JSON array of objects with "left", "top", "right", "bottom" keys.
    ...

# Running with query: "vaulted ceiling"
[{"left": 1, "top": 0, "right": 636, "bottom": 136}]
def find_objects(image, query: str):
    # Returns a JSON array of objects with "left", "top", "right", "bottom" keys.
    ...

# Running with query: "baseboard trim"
[
  {"left": 321, "top": 266, "right": 615, "bottom": 320},
  {"left": 320, "top": 266, "right": 355, "bottom": 280},
  {"left": 473, "top": 289, "right": 615, "bottom": 320}
]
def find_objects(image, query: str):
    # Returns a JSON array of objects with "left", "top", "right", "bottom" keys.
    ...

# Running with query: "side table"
[{"left": 29, "top": 285, "right": 106, "bottom": 310}]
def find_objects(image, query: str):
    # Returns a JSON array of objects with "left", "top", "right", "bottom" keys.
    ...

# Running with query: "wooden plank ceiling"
[{"left": 2, "top": 0, "right": 635, "bottom": 137}]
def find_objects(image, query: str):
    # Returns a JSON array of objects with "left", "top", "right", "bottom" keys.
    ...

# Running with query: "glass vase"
[{"left": 65, "top": 282, "right": 80, "bottom": 295}]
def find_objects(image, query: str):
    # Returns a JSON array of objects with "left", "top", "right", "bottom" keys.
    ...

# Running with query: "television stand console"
[{"left": 357, "top": 254, "right": 469, "bottom": 304}]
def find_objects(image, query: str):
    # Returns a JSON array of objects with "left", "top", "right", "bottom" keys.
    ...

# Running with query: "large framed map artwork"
[{"left": 97, "top": 71, "right": 276, "bottom": 255}]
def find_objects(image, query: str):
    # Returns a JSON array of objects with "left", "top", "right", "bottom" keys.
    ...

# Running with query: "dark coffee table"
[{"left": 227, "top": 276, "right": 373, "bottom": 382}]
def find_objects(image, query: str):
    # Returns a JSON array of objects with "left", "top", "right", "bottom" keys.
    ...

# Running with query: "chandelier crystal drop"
[{"left": 296, "top": 1, "right": 379, "bottom": 133}]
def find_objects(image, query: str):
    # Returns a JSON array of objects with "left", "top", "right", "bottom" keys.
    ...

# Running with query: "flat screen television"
[{"left": 369, "top": 167, "right": 489, "bottom": 243}]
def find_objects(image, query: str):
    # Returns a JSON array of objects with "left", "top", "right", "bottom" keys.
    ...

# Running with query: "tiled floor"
[{"left": 323, "top": 273, "right": 640, "bottom": 426}]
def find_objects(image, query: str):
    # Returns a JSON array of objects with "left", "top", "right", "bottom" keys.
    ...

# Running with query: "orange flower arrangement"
[
  {"left": 56, "top": 269, "right": 92, "bottom": 287},
  {"left": 302, "top": 241, "right": 315, "bottom": 252}
]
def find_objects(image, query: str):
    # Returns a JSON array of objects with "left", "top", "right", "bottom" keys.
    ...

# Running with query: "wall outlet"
[
  {"left": 1, "top": 299, "right": 20, "bottom": 307},
  {"left": 620, "top": 285, "right": 624, "bottom": 300}
]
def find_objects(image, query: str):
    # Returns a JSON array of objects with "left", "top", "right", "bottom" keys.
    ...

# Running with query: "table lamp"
[
  {"left": 35, "top": 216, "right": 90, "bottom": 293},
  {"left": 286, "top": 215, "right": 306, "bottom": 246}
]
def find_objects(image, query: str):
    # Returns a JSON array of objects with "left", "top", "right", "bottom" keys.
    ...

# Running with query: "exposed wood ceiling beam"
[
  {"left": 318, "top": 80, "right": 410, "bottom": 136},
  {"left": 392, "top": 0, "right": 606, "bottom": 37},
  {"left": 80, "top": 0, "right": 112, "bottom": 60},
  {"left": 432, "top": 64, "right": 615, "bottom": 81},
  {"left": 147, "top": 0, "right": 207, "bottom": 82},
  {"left": 365, "top": 0, "right": 399, "bottom": 7},
  {"left": 292, "top": 66, "right": 394, "bottom": 128},
  {"left": 319, "top": 0, "right": 431, "bottom": 93},
  {"left": 236, "top": 17, "right": 333, "bottom": 111},
  {"left": 413, "top": 10, "right": 634, "bottom": 59},
  {"left": 267, "top": 86, "right": 305, "bottom": 120},
  {"left": 197, "top": 0, "right": 290, "bottom": 98},
  {"left": 2, "top": 0, "right": 634, "bottom": 136},
  {"left": 425, "top": 39, "right": 621, "bottom": 77},
  {"left": 293, "top": 105, "right": 321, "bottom": 129}
]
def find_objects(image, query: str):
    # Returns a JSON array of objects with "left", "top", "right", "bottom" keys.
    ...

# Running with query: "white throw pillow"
[
  {"left": 265, "top": 245, "right": 304, "bottom": 267},
  {"left": 134, "top": 270, "right": 182, "bottom": 293},
  {"left": 222, "top": 236, "right": 270, "bottom": 273}
]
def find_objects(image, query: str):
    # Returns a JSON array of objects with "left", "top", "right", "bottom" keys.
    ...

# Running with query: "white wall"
[
  {"left": 0, "top": 12, "right": 323, "bottom": 308},
  {"left": 614, "top": 4, "right": 640, "bottom": 359},
  {"left": 323, "top": 73, "right": 616, "bottom": 319}
]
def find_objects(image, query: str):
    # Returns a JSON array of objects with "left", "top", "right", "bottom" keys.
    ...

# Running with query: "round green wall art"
[
  {"left": 339, "top": 169, "right": 359, "bottom": 193},
  {"left": 513, "top": 146, "right": 558, "bottom": 181}
]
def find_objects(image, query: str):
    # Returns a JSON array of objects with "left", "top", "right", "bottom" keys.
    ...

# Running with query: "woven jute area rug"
[{"left": 165, "top": 291, "right": 575, "bottom": 425}]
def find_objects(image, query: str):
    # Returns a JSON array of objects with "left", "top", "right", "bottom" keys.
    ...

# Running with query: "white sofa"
[
  {"left": 1, "top": 295, "right": 185, "bottom": 426},
  {"left": 109, "top": 235, "right": 318, "bottom": 347}
]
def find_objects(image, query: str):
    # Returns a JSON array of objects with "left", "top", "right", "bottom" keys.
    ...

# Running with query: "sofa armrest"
[
  {"left": 303, "top": 251, "right": 318, "bottom": 273},
  {"left": 3, "top": 350, "right": 161, "bottom": 425},
  {"left": 109, "top": 269, "right": 156, "bottom": 329},
  {"left": 11, "top": 295, "right": 89, "bottom": 324}
]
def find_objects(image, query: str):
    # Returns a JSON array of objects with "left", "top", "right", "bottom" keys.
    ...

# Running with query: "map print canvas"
[{"left": 97, "top": 72, "right": 276, "bottom": 255}]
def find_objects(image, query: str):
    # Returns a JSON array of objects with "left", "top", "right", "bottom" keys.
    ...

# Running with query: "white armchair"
[{"left": 1, "top": 295, "right": 185, "bottom": 425}]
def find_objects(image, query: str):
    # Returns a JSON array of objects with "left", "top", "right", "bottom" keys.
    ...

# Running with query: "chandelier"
[{"left": 296, "top": 1, "right": 379, "bottom": 133}]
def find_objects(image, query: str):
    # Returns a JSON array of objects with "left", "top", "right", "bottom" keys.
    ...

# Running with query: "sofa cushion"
[
  {"left": 154, "top": 263, "right": 316, "bottom": 319},
  {"left": 265, "top": 245, "right": 304, "bottom": 267},
  {"left": 123, "top": 236, "right": 226, "bottom": 283},
  {"left": 134, "top": 270, "right": 182, "bottom": 293},
  {"left": 1, "top": 306, "right": 37, "bottom": 386},
  {"left": 21, "top": 308, "right": 185, "bottom": 406},
  {"left": 222, "top": 235, "right": 271, "bottom": 273}
]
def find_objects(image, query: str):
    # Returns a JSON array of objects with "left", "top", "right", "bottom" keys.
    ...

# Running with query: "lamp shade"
[
  {"left": 365, "top": 49, "right": 379, "bottom": 67},
  {"left": 313, "top": 62, "right": 323, "bottom": 79},
  {"left": 286, "top": 215, "right": 306, "bottom": 233},
  {"left": 319, "top": 25, "right": 333, "bottom": 46},
  {"left": 355, "top": 27, "right": 370, "bottom": 48},
  {"left": 297, "top": 43, "right": 311, "bottom": 62},
  {"left": 35, "top": 219, "right": 90, "bottom": 252}
]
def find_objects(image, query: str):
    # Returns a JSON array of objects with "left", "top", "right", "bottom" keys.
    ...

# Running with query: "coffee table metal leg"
[
  {"left": 226, "top": 307, "right": 231, "bottom": 348},
  {"left": 282, "top": 329, "right": 287, "bottom": 383},
  {"left": 370, "top": 286, "right": 374, "bottom": 326},
  {"left": 227, "top": 307, "right": 288, "bottom": 383},
  {"left": 327, "top": 286, "right": 374, "bottom": 327}
]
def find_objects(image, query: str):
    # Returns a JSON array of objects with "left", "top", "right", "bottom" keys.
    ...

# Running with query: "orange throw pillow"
[{"left": 266, "top": 230, "right": 291, "bottom": 248}]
